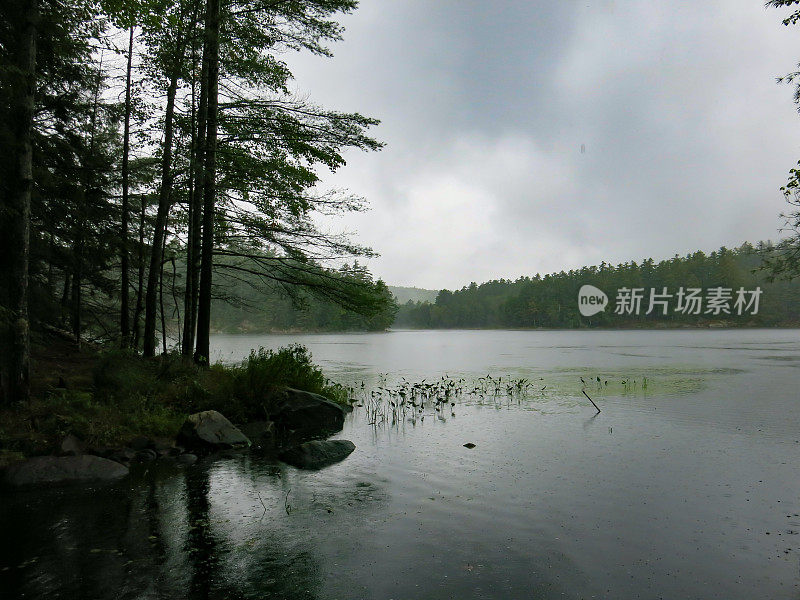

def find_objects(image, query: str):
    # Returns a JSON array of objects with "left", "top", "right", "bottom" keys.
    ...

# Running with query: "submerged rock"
[
  {"left": 2, "top": 455, "right": 129, "bottom": 487},
  {"left": 177, "top": 410, "right": 251, "bottom": 451},
  {"left": 177, "top": 453, "right": 198, "bottom": 466},
  {"left": 271, "top": 388, "right": 346, "bottom": 442},
  {"left": 279, "top": 439, "right": 355, "bottom": 470}
]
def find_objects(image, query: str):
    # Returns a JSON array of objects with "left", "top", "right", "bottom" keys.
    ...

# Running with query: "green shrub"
[
  {"left": 239, "top": 345, "right": 347, "bottom": 401},
  {"left": 184, "top": 345, "right": 348, "bottom": 422}
]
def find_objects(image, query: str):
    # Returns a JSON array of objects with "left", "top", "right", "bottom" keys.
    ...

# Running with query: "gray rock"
[
  {"left": 271, "top": 388, "right": 346, "bottom": 441},
  {"left": 177, "top": 453, "right": 198, "bottom": 466},
  {"left": 239, "top": 421, "right": 276, "bottom": 450},
  {"left": 59, "top": 434, "right": 85, "bottom": 456},
  {"left": 177, "top": 410, "right": 251, "bottom": 451},
  {"left": 279, "top": 439, "right": 355, "bottom": 470},
  {"left": 2, "top": 455, "right": 129, "bottom": 487}
]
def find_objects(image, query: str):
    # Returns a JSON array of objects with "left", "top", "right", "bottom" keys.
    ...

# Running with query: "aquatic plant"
[
  {"left": 342, "top": 368, "right": 711, "bottom": 431},
  {"left": 347, "top": 373, "right": 555, "bottom": 428}
]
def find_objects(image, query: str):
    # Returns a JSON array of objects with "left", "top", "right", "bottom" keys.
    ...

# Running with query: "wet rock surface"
[
  {"left": 2, "top": 455, "right": 129, "bottom": 487},
  {"left": 176, "top": 453, "right": 198, "bottom": 466},
  {"left": 177, "top": 410, "right": 251, "bottom": 451},
  {"left": 3, "top": 397, "right": 351, "bottom": 489},
  {"left": 271, "top": 388, "right": 346, "bottom": 442},
  {"left": 278, "top": 439, "right": 355, "bottom": 470}
]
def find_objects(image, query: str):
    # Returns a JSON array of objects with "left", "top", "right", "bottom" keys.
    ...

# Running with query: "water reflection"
[
  {"left": 0, "top": 458, "right": 348, "bottom": 599},
  {"left": 185, "top": 466, "right": 218, "bottom": 599}
]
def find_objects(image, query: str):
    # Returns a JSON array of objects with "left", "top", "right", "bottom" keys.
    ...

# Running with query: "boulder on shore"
[
  {"left": 177, "top": 410, "right": 251, "bottom": 451},
  {"left": 279, "top": 439, "right": 355, "bottom": 470},
  {"left": 271, "top": 388, "right": 346, "bottom": 442},
  {"left": 2, "top": 455, "right": 129, "bottom": 487}
]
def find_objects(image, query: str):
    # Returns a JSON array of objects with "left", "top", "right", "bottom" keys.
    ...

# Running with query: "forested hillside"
[{"left": 395, "top": 243, "right": 800, "bottom": 329}]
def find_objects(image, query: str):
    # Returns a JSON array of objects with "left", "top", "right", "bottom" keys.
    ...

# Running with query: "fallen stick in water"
[{"left": 582, "top": 389, "right": 601, "bottom": 413}]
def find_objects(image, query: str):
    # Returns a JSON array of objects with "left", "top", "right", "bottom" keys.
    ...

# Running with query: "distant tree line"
[
  {"left": 0, "top": 0, "right": 391, "bottom": 403},
  {"left": 395, "top": 244, "right": 800, "bottom": 329}
]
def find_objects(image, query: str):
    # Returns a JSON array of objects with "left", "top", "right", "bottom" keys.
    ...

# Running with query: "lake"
[{"left": 2, "top": 329, "right": 800, "bottom": 599}]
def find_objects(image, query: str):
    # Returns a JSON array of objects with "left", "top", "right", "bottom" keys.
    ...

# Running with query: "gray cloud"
[{"left": 286, "top": 0, "right": 800, "bottom": 289}]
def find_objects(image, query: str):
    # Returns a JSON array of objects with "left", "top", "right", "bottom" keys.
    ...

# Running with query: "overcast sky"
[{"left": 286, "top": 1, "right": 800, "bottom": 290}]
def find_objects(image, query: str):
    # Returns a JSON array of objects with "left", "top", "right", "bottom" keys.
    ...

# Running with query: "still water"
[{"left": 3, "top": 329, "right": 800, "bottom": 599}]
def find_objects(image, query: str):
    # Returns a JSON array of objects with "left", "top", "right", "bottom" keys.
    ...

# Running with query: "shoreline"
[
  {"left": 212, "top": 324, "right": 800, "bottom": 335},
  {"left": 0, "top": 332, "right": 352, "bottom": 467}
]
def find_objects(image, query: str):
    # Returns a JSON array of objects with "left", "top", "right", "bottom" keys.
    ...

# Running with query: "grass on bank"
[{"left": 0, "top": 339, "right": 348, "bottom": 461}]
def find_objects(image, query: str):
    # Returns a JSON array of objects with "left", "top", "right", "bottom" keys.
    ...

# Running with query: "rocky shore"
[{"left": 1, "top": 387, "right": 356, "bottom": 487}]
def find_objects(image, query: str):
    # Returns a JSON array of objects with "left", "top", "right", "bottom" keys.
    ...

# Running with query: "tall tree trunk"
[
  {"left": 71, "top": 254, "right": 81, "bottom": 345},
  {"left": 182, "top": 177, "right": 194, "bottom": 353},
  {"left": 194, "top": 0, "right": 219, "bottom": 365},
  {"left": 183, "top": 0, "right": 207, "bottom": 357},
  {"left": 73, "top": 52, "right": 103, "bottom": 348},
  {"left": 143, "top": 24, "right": 186, "bottom": 357},
  {"left": 160, "top": 231, "right": 167, "bottom": 355},
  {"left": 120, "top": 26, "right": 134, "bottom": 347},
  {"left": 171, "top": 254, "right": 181, "bottom": 350},
  {"left": 132, "top": 193, "right": 146, "bottom": 349},
  {"left": 2, "top": 0, "right": 37, "bottom": 403},
  {"left": 46, "top": 234, "right": 55, "bottom": 298},
  {"left": 60, "top": 271, "right": 71, "bottom": 326}
]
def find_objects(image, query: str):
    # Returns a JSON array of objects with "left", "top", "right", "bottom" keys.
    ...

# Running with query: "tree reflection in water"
[{"left": 0, "top": 459, "right": 327, "bottom": 600}]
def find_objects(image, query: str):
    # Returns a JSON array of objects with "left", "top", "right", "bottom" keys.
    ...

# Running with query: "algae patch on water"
[
  {"left": 326, "top": 363, "right": 750, "bottom": 423},
  {"left": 488, "top": 365, "right": 746, "bottom": 405}
]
